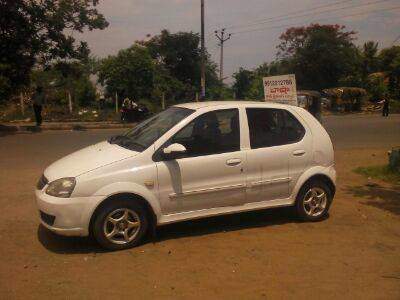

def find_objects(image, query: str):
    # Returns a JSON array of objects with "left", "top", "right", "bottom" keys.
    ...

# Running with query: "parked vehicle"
[
  {"left": 297, "top": 90, "right": 322, "bottom": 121},
  {"left": 121, "top": 102, "right": 151, "bottom": 123},
  {"left": 36, "top": 101, "right": 336, "bottom": 250}
]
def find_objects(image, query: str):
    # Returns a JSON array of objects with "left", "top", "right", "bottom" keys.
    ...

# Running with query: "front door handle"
[
  {"left": 226, "top": 158, "right": 242, "bottom": 166},
  {"left": 293, "top": 150, "right": 306, "bottom": 156}
]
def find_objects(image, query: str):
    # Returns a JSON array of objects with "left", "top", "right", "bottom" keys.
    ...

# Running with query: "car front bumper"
[{"left": 35, "top": 189, "right": 104, "bottom": 237}]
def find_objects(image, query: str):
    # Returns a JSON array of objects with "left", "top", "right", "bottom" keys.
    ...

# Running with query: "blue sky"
[{"left": 78, "top": 0, "right": 400, "bottom": 83}]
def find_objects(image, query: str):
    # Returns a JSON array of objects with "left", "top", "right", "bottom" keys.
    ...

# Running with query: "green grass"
[{"left": 354, "top": 165, "right": 400, "bottom": 185}]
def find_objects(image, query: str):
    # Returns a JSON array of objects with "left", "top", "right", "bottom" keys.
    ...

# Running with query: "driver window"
[{"left": 170, "top": 109, "right": 240, "bottom": 158}]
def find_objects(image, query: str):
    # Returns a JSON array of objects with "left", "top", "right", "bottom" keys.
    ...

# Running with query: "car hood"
[{"left": 44, "top": 141, "right": 139, "bottom": 181}]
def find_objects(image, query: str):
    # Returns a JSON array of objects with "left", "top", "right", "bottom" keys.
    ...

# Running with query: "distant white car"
[{"left": 36, "top": 101, "right": 336, "bottom": 250}]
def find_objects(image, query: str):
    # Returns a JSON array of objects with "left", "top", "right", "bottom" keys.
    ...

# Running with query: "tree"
[
  {"left": 276, "top": 24, "right": 360, "bottom": 90},
  {"left": 361, "top": 41, "right": 379, "bottom": 77},
  {"left": 232, "top": 68, "right": 254, "bottom": 99},
  {"left": 144, "top": 30, "right": 201, "bottom": 86},
  {"left": 0, "top": 0, "right": 108, "bottom": 101},
  {"left": 366, "top": 73, "right": 388, "bottom": 102},
  {"left": 141, "top": 30, "right": 219, "bottom": 99},
  {"left": 152, "top": 63, "right": 185, "bottom": 103},
  {"left": 98, "top": 45, "right": 155, "bottom": 100},
  {"left": 379, "top": 46, "right": 400, "bottom": 99},
  {"left": 31, "top": 60, "right": 97, "bottom": 107}
]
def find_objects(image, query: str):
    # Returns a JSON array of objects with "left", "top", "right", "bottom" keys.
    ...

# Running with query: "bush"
[
  {"left": 366, "top": 73, "right": 388, "bottom": 102},
  {"left": 75, "top": 78, "right": 96, "bottom": 107},
  {"left": 355, "top": 165, "right": 400, "bottom": 185}
]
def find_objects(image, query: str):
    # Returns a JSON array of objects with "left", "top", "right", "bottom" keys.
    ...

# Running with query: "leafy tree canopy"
[
  {"left": 379, "top": 46, "right": 400, "bottom": 98},
  {"left": 361, "top": 41, "right": 379, "bottom": 77},
  {"left": 98, "top": 45, "right": 155, "bottom": 100},
  {"left": 277, "top": 24, "right": 360, "bottom": 90},
  {"left": 232, "top": 68, "right": 254, "bottom": 99},
  {"left": 143, "top": 30, "right": 201, "bottom": 86},
  {"left": 31, "top": 59, "right": 97, "bottom": 107},
  {"left": 0, "top": 0, "right": 108, "bottom": 101},
  {"left": 141, "top": 30, "right": 220, "bottom": 99}
]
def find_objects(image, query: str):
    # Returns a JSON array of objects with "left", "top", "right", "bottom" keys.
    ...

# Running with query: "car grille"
[
  {"left": 36, "top": 175, "right": 48, "bottom": 190},
  {"left": 40, "top": 211, "right": 56, "bottom": 226}
]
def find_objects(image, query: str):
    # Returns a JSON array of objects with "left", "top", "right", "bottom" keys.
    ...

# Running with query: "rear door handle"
[
  {"left": 226, "top": 158, "right": 242, "bottom": 166},
  {"left": 293, "top": 150, "right": 306, "bottom": 156}
]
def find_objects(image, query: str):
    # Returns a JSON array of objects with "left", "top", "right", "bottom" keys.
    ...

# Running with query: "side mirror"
[{"left": 162, "top": 143, "right": 187, "bottom": 160}]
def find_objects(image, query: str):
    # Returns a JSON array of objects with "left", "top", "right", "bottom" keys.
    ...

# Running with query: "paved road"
[
  {"left": 0, "top": 114, "right": 399, "bottom": 299},
  {"left": 323, "top": 114, "right": 400, "bottom": 149},
  {"left": 1, "top": 114, "right": 398, "bottom": 164}
]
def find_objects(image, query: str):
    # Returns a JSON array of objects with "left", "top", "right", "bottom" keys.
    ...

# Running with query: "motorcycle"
[{"left": 120, "top": 104, "right": 151, "bottom": 123}]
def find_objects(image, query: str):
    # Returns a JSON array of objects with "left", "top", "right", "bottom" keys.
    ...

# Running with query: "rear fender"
[{"left": 290, "top": 165, "right": 336, "bottom": 204}]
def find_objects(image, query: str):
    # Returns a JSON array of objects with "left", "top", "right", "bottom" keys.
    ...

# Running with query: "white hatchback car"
[{"left": 36, "top": 101, "right": 336, "bottom": 250}]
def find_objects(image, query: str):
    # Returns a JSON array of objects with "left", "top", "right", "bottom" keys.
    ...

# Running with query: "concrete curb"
[{"left": 0, "top": 122, "right": 134, "bottom": 133}]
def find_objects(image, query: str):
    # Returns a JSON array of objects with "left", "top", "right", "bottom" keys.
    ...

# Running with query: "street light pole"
[
  {"left": 215, "top": 29, "right": 232, "bottom": 82},
  {"left": 200, "top": 0, "right": 206, "bottom": 100}
]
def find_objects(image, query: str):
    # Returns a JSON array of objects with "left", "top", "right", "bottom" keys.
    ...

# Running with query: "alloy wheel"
[
  {"left": 303, "top": 187, "right": 327, "bottom": 217},
  {"left": 103, "top": 208, "right": 141, "bottom": 245}
]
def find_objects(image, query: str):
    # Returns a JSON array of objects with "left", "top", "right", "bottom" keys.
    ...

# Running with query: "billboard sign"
[{"left": 263, "top": 74, "right": 298, "bottom": 106}]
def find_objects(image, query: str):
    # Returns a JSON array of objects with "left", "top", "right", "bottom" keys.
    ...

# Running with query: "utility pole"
[
  {"left": 215, "top": 28, "right": 231, "bottom": 82},
  {"left": 200, "top": 0, "right": 206, "bottom": 100}
]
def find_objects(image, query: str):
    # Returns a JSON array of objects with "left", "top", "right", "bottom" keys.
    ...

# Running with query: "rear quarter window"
[{"left": 246, "top": 108, "right": 305, "bottom": 149}]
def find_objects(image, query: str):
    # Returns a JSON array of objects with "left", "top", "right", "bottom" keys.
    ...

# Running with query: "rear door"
[
  {"left": 285, "top": 109, "right": 312, "bottom": 195},
  {"left": 245, "top": 108, "right": 291, "bottom": 203}
]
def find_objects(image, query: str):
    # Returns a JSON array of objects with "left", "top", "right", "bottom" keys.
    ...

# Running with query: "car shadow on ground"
[
  {"left": 37, "top": 225, "right": 106, "bottom": 254},
  {"left": 38, "top": 206, "right": 312, "bottom": 254},
  {"left": 345, "top": 183, "right": 400, "bottom": 215},
  {"left": 155, "top": 207, "right": 301, "bottom": 242}
]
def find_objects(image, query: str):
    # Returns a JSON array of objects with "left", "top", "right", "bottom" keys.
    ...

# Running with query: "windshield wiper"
[
  {"left": 108, "top": 135, "right": 128, "bottom": 144},
  {"left": 108, "top": 135, "right": 145, "bottom": 151}
]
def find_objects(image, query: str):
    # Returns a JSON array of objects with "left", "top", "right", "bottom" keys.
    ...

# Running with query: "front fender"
[
  {"left": 93, "top": 182, "right": 162, "bottom": 220},
  {"left": 290, "top": 165, "right": 336, "bottom": 204}
]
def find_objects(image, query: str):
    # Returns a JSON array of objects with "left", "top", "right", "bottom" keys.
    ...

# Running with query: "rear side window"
[{"left": 246, "top": 108, "right": 305, "bottom": 149}]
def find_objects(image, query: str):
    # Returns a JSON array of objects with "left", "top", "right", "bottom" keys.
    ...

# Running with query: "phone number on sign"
[{"left": 264, "top": 79, "right": 293, "bottom": 86}]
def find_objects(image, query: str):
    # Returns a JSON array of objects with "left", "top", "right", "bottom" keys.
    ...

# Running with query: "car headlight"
[{"left": 45, "top": 177, "right": 76, "bottom": 198}]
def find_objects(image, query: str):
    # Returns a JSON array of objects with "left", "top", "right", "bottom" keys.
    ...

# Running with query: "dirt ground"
[{"left": 0, "top": 119, "right": 399, "bottom": 299}]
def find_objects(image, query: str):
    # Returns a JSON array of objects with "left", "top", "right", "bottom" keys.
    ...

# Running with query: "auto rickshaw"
[{"left": 297, "top": 90, "right": 322, "bottom": 121}]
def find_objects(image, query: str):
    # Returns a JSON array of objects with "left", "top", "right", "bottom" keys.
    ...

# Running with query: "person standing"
[
  {"left": 32, "top": 86, "right": 45, "bottom": 126},
  {"left": 378, "top": 98, "right": 390, "bottom": 117}
]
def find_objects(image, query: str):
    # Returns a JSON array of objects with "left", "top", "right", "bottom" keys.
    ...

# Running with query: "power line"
[
  {"left": 227, "top": 0, "right": 392, "bottom": 32},
  {"left": 225, "top": 0, "right": 354, "bottom": 30},
  {"left": 231, "top": 5, "right": 400, "bottom": 35},
  {"left": 391, "top": 33, "right": 400, "bottom": 46}
]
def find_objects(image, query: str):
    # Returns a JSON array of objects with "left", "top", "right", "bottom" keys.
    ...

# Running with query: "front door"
[{"left": 155, "top": 109, "right": 246, "bottom": 215}]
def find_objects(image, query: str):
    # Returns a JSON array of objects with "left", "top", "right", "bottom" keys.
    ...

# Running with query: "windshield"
[{"left": 108, "top": 107, "right": 194, "bottom": 152}]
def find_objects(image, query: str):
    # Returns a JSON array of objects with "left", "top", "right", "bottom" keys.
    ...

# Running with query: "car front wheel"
[
  {"left": 93, "top": 200, "right": 148, "bottom": 250},
  {"left": 295, "top": 180, "right": 332, "bottom": 221}
]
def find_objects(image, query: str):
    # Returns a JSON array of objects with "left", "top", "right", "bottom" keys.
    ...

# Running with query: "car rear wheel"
[
  {"left": 93, "top": 200, "right": 148, "bottom": 250},
  {"left": 295, "top": 180, "right": 332, "bottom": 221}
]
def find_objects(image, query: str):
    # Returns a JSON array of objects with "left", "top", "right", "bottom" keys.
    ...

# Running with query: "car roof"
[{"left": 174, "top": 101, "right": 296, "bottom": 111}]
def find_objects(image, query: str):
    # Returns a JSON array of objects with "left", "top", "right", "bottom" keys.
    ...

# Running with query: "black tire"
[
  {"left": 295, "top": 180, "right": 332, "bottom": 221},
  {"left": 93, "top": 199, "right": 149, "bottom": 250}
]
